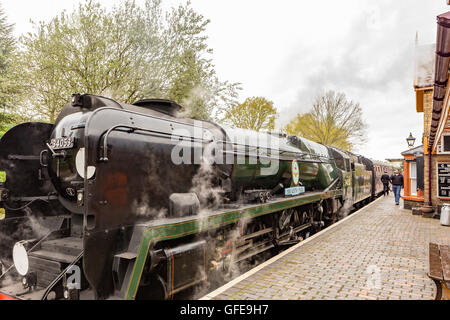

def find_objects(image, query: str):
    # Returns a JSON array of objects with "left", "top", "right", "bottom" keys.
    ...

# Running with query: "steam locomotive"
[{"left": 0, "top": 94, "right": 394, "bottom": 300}]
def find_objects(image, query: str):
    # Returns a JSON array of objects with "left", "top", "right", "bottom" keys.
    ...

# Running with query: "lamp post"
[{"left": 406, "top": 132, "right": 416, "bottom": 148}]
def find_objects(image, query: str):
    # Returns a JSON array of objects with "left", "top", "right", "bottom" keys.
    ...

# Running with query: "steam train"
[{"left": 0, "top": 94, "right": 395, "bottom": 300}]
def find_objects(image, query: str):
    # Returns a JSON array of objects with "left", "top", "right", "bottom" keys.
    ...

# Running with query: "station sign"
[{"left": 437, "top": 162, "right": 450, "bottom": 198}]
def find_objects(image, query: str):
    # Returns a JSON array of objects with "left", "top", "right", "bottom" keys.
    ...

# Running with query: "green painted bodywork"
[
  {"left": 231, "top": 154, "right": 339, "bottom": 191},
  {"left": 124, "top": 189, "right": 341, "bottom": 300},
  {"left": 352, "top": 163, "right": 373, "bottom": 203},
  {"left": 223, "top": 128, "right": 339, "bottom": 190},
  {"left": 341, "top": 171, "right": 352, "bottom": 201}
]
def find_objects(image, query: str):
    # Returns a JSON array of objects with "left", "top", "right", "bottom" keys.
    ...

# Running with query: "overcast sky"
[{"left": 2, "top": 0, "right": 449, "bottom": 161}]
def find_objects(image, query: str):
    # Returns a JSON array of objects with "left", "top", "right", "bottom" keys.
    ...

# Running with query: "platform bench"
[{"left": 428, "top": 243, "right": 450, "bottom": 300}]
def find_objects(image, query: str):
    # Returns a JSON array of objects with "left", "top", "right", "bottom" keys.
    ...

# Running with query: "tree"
[
  {"left": 0, "top": 3, "right": 22, "bottom": 131},
  {"left": 0, "top": 3, "right": 14, "bottom": 73},
  {"left": 222, "top": 97, "right": 277, "bottom": 132},
  {"left": 285, "top": 91, "right": 366, "bottom": 151},
  {"left": 168, "top": 49, "right": 214, "bottom": 120},
  {"left": 0, "top": 112, "right": 20, "bottom": 138},
  {"left": 15, "top": 0, "right": 240, "bottom": 122}
]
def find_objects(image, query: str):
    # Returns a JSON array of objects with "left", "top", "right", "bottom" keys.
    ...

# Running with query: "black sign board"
[
  {"left": 417, "top": 156, "right": 424, "bottom": 190},
  {"left": 437, "top": 162, "right": 450, "bottom": 197}
]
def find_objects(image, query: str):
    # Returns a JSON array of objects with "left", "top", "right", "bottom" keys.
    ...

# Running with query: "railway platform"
[{"left": 200, "top": 195, "right": 450, "bottom": 300}]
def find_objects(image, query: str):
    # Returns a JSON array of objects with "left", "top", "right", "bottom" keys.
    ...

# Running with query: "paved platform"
[{"left": 201, "top": 195, "right": 450, "bottom": 300}]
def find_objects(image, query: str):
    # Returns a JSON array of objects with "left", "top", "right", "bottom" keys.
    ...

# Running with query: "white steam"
[
  {"left": 189, "top": 142, "right": 224, "bottom": 212},
  {"left": 132, "top": 194, "right": 168, "bottom": 220}
]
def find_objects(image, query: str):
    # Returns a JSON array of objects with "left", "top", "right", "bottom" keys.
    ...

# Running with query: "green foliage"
[
  {"left": 0, "top": 112, "right": 18, "bottom": 137},
  {"left": 0, "top": 3, "right": 23, "bottom": 120},
  {"left": 14, "top": 0, "right": 240, "bottom": 122},
  {"left": 285, "top": 91, "right": 366, "bottom": 151},
  {"left": 0, "top": 3, "right": 14, "bottom": 73},
  {"left": 0, "top": 4, "right": 24, "bottom": 133},
  {"left": 222, "top": 97, "right": 277, "bottom": 132}
]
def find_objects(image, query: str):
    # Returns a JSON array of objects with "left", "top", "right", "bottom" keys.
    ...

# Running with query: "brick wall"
[
  {"left": 403, "top": 199, "right": 424, "bottom": 210},
  {"left": 423, "top": 89, "right": 433, "bottom": 141}
]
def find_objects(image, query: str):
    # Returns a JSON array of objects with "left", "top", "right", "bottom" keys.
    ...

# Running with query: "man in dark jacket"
[
  {"left": 381, "top": 171, "right": 390, "bottom": 196},
  {"left": 390, "top": 170, "right": 404, "bottom": 205}
]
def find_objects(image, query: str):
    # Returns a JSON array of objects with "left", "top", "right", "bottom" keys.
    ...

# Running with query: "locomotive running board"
[{"left": 121, "top": 189, "right": 342, "bottom": 300}]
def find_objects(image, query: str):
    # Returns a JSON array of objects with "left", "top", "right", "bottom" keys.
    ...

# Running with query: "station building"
[
  {"left": 401, "top": 145, "right": 424, "bottom": 210},
  {"left": 413, "top": 11, "right": 450, "bottom": 215}
]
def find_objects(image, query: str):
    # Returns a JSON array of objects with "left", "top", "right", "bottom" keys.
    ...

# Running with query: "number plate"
[
  {"left": 285, "top": 186, "right": 305, "bottom": 196},
  {"left": 49, "top": 137, "right": 75, "bottom": 150}
]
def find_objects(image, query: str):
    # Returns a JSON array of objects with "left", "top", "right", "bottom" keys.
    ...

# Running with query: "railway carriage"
[
  {"left": 0, "top": 94, "right": 394, "bottom": 300},
  {"left": 372, "top": 160, "right": 395, "bottom": 196}
]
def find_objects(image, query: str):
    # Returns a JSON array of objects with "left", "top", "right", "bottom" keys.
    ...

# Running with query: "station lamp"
[{"left": 406, "top": 132, "right": 416, "bottom": 148}]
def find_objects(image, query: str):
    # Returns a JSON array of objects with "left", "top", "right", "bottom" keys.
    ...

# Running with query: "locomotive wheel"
[
  {"left": 314, "top": 222, "right": 322, "bottom": 232},
  {"left": 135, "top": 274, "right": 168, "bottom": 300},
  {"left": 258, "top": 192, "right": 266, "bottom": 203}
]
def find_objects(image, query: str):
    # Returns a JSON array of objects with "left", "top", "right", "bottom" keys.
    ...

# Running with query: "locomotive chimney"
[
  {"left": 71, "top": 94, "right": 93, "bottom": 109},
  {"left": 132, "top": 99, "right": 182, "bottom": 117}
]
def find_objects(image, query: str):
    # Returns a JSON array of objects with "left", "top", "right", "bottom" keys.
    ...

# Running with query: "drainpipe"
[
  {"left": 421, "top": 150, "right": 434, "bottom": 214},
  {"left": 428, "top": 152, "right": 432, "bottom": 207}
]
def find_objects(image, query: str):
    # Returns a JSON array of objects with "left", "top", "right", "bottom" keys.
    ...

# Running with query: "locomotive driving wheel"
[{"left": 135, "top": 273, "right": 168, "bottom": 300}]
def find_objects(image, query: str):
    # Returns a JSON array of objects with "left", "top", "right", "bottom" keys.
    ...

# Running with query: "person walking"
[
  {"left": 381, "top": 171, "right": 390, "bottom": 196},
  {"left": 390, "top": 170, "right": 404, "bottom": 206}
]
